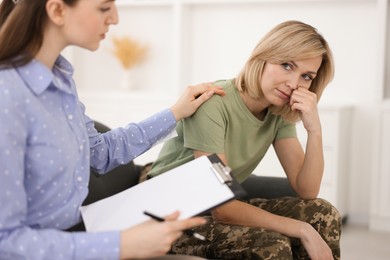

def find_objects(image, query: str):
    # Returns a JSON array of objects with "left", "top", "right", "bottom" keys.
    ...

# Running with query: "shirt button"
[
  {"left": 68, "top": 114, "right": 73, "bottom": 120},
  {"left": 77, "top": 176, "right": 83, "bottom": 182}
]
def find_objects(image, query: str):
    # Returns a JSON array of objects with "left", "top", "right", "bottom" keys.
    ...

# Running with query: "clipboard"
[{"left": 80, "top": 154, "right": 246, "bottom": 232}]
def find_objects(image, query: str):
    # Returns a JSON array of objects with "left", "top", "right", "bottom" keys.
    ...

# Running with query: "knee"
[
  {"left": 312, "top": 198, "right": 341, "bottom": 222},
  {"left": 306, "top": 198, "right": 342, "bottom": 234}
]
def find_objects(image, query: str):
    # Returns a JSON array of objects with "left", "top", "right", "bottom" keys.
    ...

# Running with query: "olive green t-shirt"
[{"left": 148, "top": 79, "right": 297, "bottom": 183}]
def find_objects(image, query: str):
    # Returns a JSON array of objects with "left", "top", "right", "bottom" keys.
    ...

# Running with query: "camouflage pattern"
[{"left": 171, "top": 197, "right": 341, "bottom": 260}]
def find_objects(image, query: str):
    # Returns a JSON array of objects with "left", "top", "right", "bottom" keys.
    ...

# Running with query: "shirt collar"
[{"left": 16, "top": 55, "right": 75, "bottom": 95}]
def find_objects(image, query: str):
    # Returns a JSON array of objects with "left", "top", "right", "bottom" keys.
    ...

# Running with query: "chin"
[
  {"left": 271, "top": 99, "right": 288, "bottom": 107},
  {"left": 86, "top": 45, "right": 100, "bottom": 52},
  {"left": 82, "top": 41, "right": 101, "bottom": 51}
]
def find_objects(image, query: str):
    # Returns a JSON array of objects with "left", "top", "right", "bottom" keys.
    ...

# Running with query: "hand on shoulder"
[{"left": 170, "top": 83, "right": 225, "bottom": 121}]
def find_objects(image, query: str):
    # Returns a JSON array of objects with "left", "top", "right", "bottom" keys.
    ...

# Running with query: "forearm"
[
  {"left": 212, "top": 200, "right": 310, "bottom": 239},
  {"left": 296, "top": 130, "right": 324, "bottom": 198},
  {"left": 0, "top": 227, "right": 120, "bottom": 260},
  {"left": 88, "top": 109, "right": 176, "bottom": 173}
]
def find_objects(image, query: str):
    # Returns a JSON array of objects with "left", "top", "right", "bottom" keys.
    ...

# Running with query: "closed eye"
[
  {"left": 100, "top": 0, "right": 116, "bottom": 12},
  {"left": 100, "top": 7, "right": 111, "bottom": 12}
]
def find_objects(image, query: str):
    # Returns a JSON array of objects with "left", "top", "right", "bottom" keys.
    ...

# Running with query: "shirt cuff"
[{"left": 139, "top": 108, "right": 177, "bottom": 144}]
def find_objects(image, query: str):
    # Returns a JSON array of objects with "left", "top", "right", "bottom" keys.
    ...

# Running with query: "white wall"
[{"left": 69, "top": 0, "right": 389, "bottom": 226}]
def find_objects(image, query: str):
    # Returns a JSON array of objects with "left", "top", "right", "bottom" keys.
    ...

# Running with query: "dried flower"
[{"left": 111, "top": 36, "right": 147, "bottom": 69}]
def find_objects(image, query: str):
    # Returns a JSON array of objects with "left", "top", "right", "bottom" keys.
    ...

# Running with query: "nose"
[
  {"left": 107, "top": 6, "right": 119, "bottom": 25},
  {"left": 286, "top": 75, "right": 300, "bottom": 90}
]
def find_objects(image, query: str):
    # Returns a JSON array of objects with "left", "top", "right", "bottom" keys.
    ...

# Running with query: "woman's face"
[
  {"left": 62, "top": 0, "right": 119, "bottom": 51},
  {"left": 260, "top": 56, "right": 322, "bottom": 107}
]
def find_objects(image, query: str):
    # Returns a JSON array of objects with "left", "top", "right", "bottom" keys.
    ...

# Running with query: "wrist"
[
  {"left": 297, "top": 222, "right": 313, "bottom": 241},
  {"left": 120, "top": 230, "right": 136, "bottom": 260},
  {"left": 169, "top": 106, "right": 181, "bottom": 121}
]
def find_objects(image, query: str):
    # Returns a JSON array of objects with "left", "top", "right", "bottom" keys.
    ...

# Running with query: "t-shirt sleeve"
[
  {"left": 275, "top": 119, "right": 297, "bottom": 140},
  {"left": 182, "top": 96, "right": 226, "bottom": 153}
]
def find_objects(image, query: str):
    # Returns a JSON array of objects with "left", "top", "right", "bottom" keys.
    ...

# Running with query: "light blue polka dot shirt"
[{"left": 0, "top": 56, "right": 177, "bottom": 260}]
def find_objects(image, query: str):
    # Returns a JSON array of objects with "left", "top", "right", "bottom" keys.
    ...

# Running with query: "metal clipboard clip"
[{"left": 210, "top": 162, "right": 233, "bottom": 184}]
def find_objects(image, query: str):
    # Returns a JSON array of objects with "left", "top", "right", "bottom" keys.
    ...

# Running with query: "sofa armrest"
[
  {"left": 240, "top": 175, "right": 297, "bottom": 200},
  {"left": 82, "top": 120, "right": 144, "bottom": 206}
]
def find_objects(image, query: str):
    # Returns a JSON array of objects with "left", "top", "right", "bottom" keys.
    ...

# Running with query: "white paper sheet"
[{"left": 80, "top": 156, "right": 236, "bottom": 231}]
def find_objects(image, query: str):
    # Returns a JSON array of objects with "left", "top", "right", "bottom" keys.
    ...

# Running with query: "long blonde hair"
[{"left": 235, "top": 20, "right": 334, "bottom": 122}]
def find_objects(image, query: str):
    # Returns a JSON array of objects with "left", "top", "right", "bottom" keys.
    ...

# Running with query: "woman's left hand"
[
  {"left": 299, "top": 222, "right": 334, "bottom": 260},
  {"left": 290, "top": 87, "right": 321, "bottom": 134}
]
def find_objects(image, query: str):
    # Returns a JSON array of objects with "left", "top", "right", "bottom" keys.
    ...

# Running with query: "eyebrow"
[{"left": 291, "top": 61, "right": 318, "bottom": 76}]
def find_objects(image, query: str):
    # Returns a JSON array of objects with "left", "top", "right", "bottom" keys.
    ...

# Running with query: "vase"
[{"left": 120, "top": 69, "right": 134, "bottom": 90}]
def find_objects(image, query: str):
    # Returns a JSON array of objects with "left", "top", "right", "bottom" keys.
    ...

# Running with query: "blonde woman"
[{"left": 149, "top": 20, "right": 341, "bottom": 260}]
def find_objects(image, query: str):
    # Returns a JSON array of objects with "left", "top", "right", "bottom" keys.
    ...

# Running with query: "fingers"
[
  {"left": 163, "top": 211, "right": 207, "bottom": 231},
  {"left": 189, "top": 83, "right": 225, "bottom": 109},
  {"left": 290, "top": 88, "right": 317, "bottom": 111},
  {"left": 164, "top": 211, "right": 180, "bottom": 221},
  {"left": 173, "top": 217, "right": 207, "bottom": 231},
  {"left": 171, "top": 82, "right": 226, "bottom": 121},
  {"left": 189, "top": 82, "right": 214, "bottom": 97},
  {"left": 189, "top": 83, "right": 225, "bottom": 99},
  {"left": 163, "top": 211, "right": 207, "bottom": 232},
  {"left": 207, "top": 86, "right": 226, "bottom": 97}
]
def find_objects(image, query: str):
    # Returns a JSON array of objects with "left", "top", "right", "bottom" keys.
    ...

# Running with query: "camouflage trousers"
[{"left": 171, "top": 197, "right": 341, "bottom": 260}]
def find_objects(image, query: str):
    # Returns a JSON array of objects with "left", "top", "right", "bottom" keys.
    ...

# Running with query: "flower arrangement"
[{"left": 111, "top": 35, "right": 147, "bottom": 69}]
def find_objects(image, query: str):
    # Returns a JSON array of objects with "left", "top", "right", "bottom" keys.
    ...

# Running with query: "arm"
[
  {"left": 274, "top": 136, "right": 323, "bottom": 199},
  {"left": 88, "top": 83, "right": 225, "bottom": 174},
  {"left": 275, "top": 86, "right": 324, "bottom": 199}
]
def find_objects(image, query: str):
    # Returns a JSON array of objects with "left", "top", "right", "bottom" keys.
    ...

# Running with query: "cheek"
[
  {"left": 71, "top": 11, "right": 101, "bottom": 34},
  {"left": 263, "top": 65, "right": 283, "bottom": 82},
  {"left": 79, "top": 19, "right": 100, "bottom": 37},
  {"left": 302, "top": 81, "right": 312, "bottom": 90},
  {"left": 261, "top": 68, "right": 279, "bottom": 89}
]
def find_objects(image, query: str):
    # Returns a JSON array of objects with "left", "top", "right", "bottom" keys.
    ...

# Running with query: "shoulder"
[
  {"left": 0, "top": 67, "right": 32, "bottom": 117},
  {"left": 198, "top": 79, "right": 237, "bottom": 110},
  {"left": 0, "top": 68, "right": 26, "bottom": 99}
]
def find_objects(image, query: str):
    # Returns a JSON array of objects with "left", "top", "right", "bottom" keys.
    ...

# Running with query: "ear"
[{"left": 46, "top": 0, "right": 67, "bottom": 26}]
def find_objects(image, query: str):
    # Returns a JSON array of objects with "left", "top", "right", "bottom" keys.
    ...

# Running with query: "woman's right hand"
[
  {"left": 120, "top": 211, "right": 206, "bottom": 259},
  {"left": 170, "top": 83, "right": 225, "bottom": 121}
]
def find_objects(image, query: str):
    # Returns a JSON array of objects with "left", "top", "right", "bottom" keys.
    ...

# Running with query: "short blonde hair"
[{"left": 235, "top": 20, "right": 334, "bottom": 122}]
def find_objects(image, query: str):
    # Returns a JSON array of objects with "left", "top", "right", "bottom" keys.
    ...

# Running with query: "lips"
[{"left": 277, "top": 89, "right": 290, "bottom": 100}]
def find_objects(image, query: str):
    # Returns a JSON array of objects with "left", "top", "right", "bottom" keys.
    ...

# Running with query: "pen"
[{"left": 143, "top": 211, "right": 207, "bottom": 241}]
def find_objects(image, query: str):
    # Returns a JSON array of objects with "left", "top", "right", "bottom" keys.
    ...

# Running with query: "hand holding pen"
[
  {"left": 120, "top": 211, "right": 207, "bottom": 259},
  {"left": 144, "top": 211, "right": 208, "bottom": 241}
]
